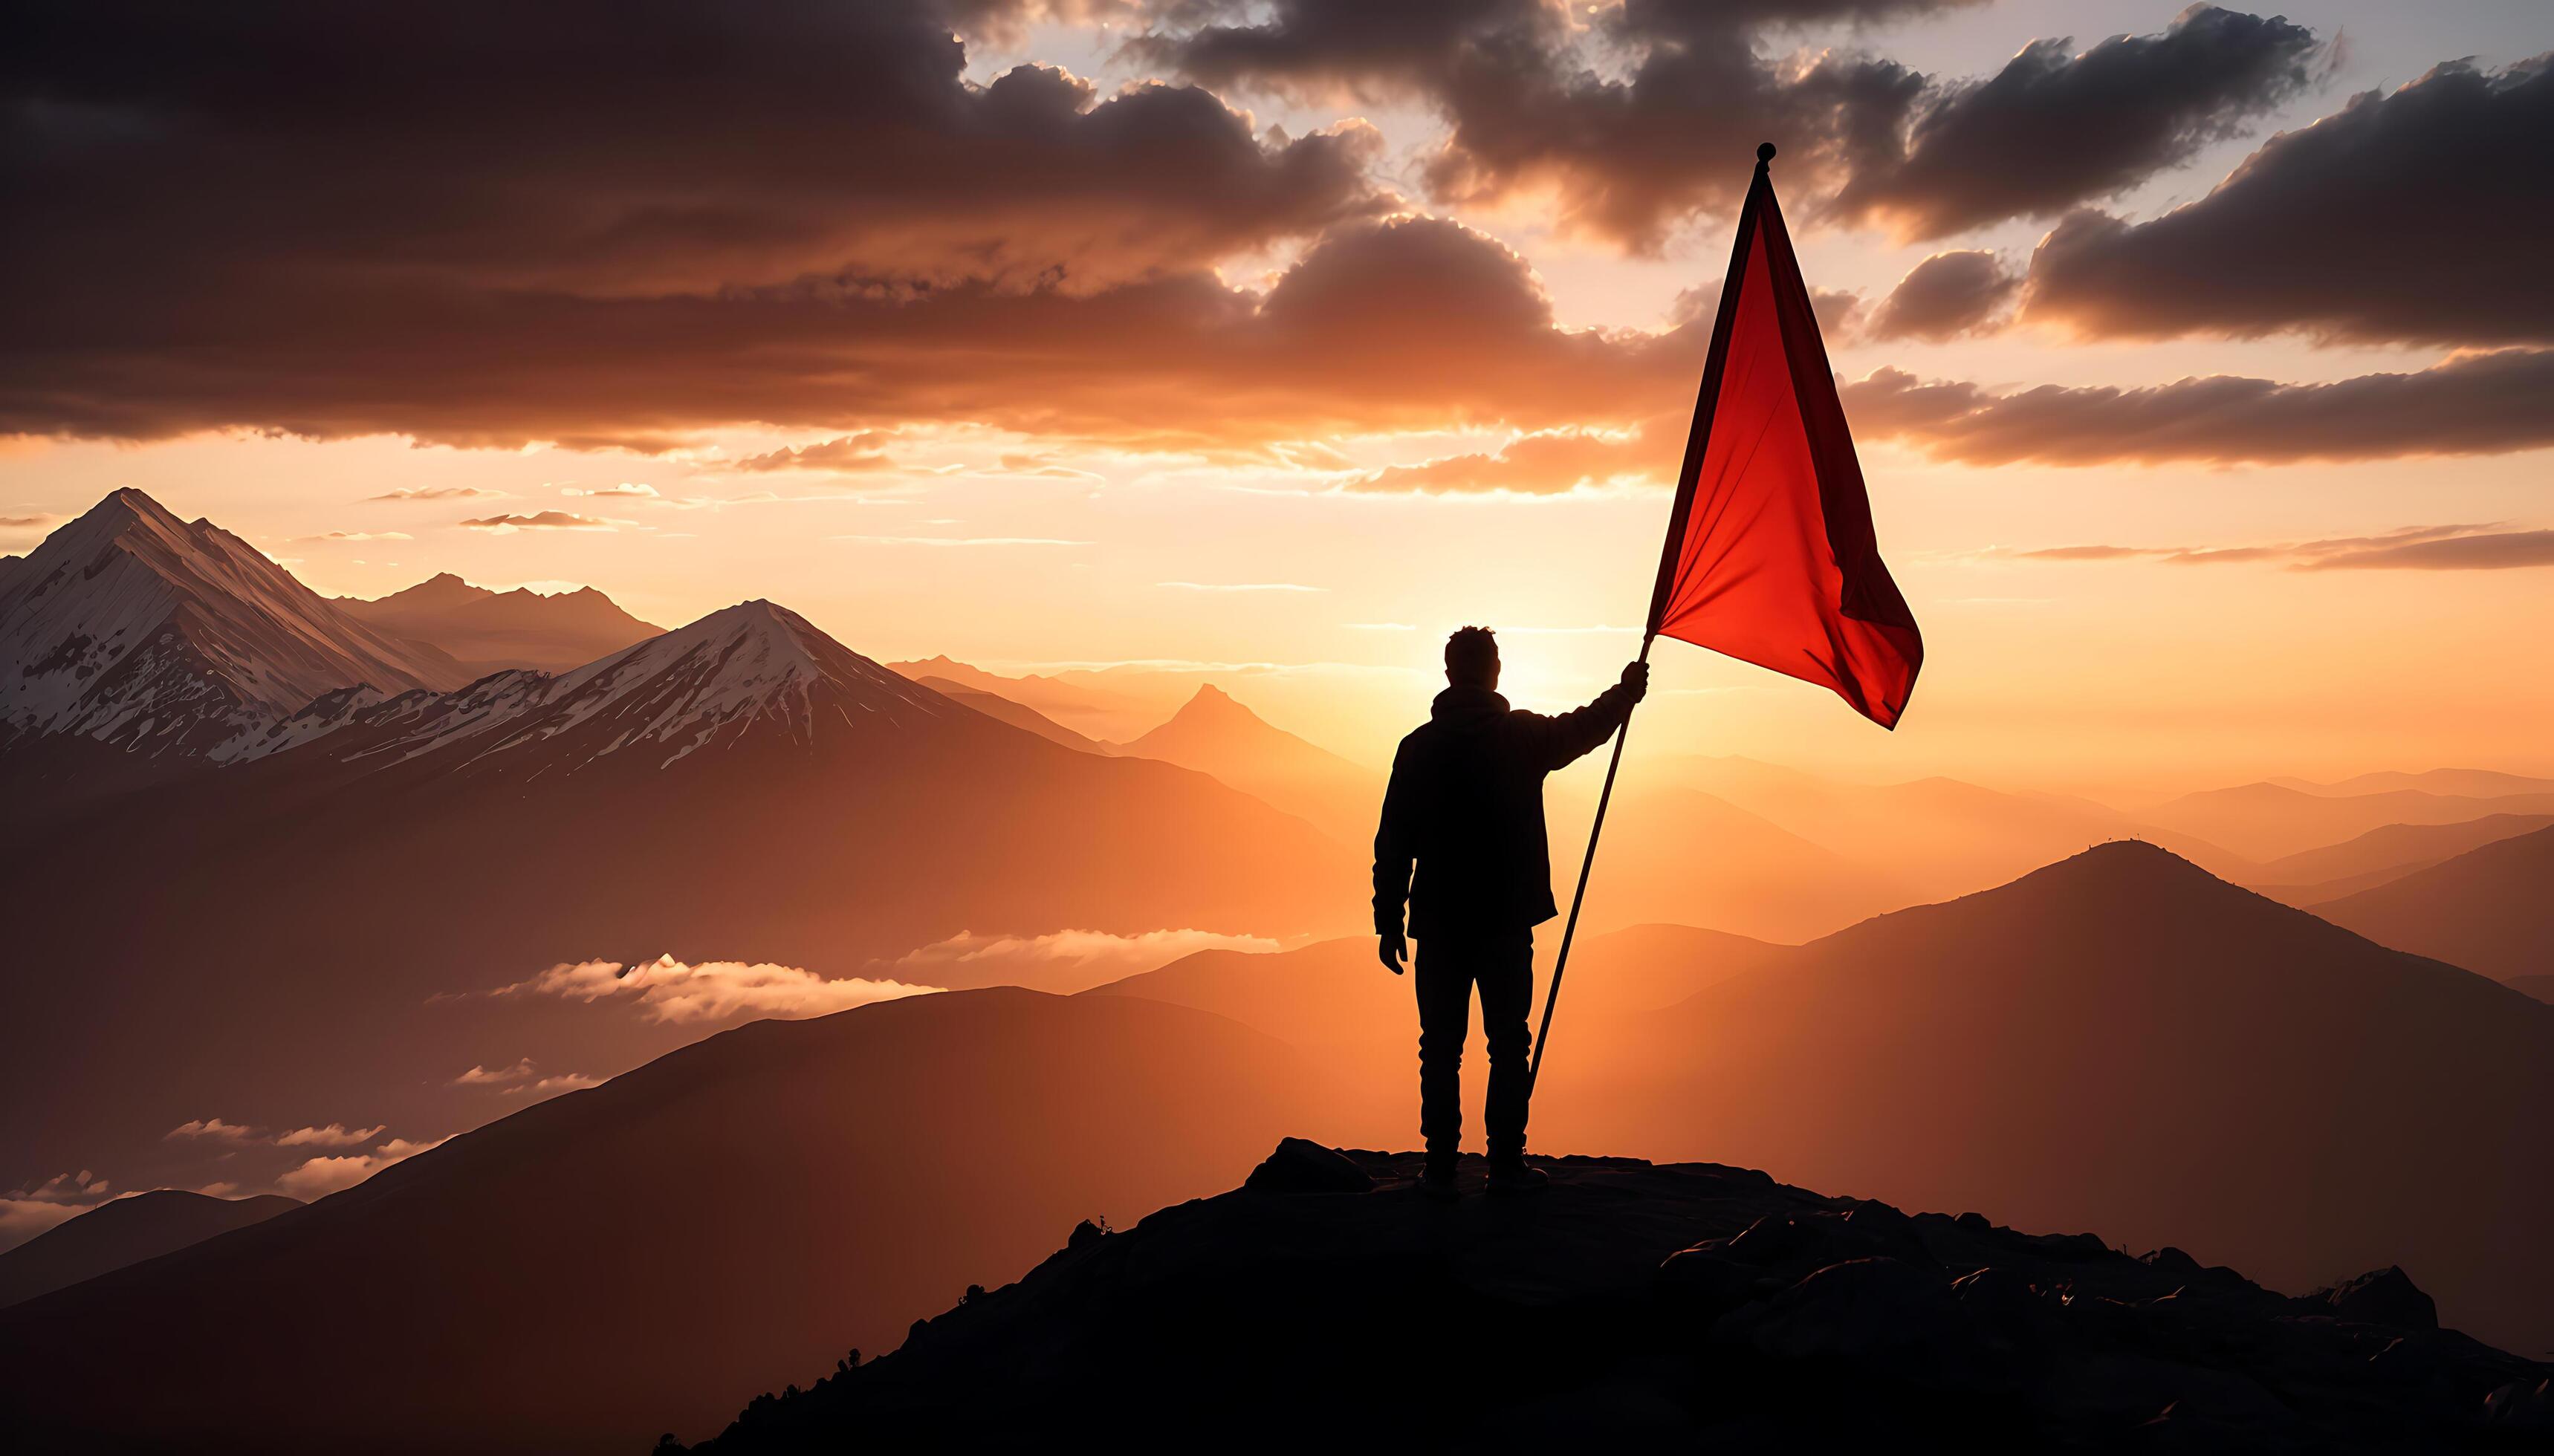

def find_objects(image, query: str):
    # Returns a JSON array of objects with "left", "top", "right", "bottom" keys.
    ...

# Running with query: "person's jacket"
[{"left": 1372, "top": 681, "right": 1639, "bottom": 940}]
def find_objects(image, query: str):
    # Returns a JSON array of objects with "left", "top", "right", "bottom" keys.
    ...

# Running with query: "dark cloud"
[
  {"left": 1995, "top": 524, "right": 2554, "bottom": 572},
  {"left": 1136, "top": 3, "right": 2310, "bottom": 255},
  {"left": 1123, "top": 0, "right": 1559, "bottom": 100},
  {"left": 2026, "top": 56, "right": 2554, "bottom": 345},
  {"left": 1844, "top": 349, "right": 2554, "bottom": 466},
  {"left": 1670, "top": 282, "right": 1865, "bottom": 341},
  {"left": 1419, "top": 35, "right": 1924, "bottom": 253},
  {"left": 0, "top": 212, "right": 1703, "bottom": 449},
  {"left": 1, "top": 1, "right": 1385, "bottom": 296},
  {"left": 1831, "top": 6, "right": 2327, "bottom": 239},
  {"left": 1864, "top": 250, "right": 2016, "bottom": 341},
  {"left": 0, "top": 1, "right": 1393, "bottom": 443}
]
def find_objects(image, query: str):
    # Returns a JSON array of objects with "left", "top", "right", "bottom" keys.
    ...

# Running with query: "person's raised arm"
[
  {"left": 1530, "top": 660, "right": 1649, "bottom": 771},
  {"left": 1372, "top": 739, "right": 1416, "bottom": 974}
]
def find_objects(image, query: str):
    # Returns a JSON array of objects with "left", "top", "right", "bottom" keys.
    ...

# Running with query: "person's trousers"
[{"left": 1415, "top": 925, "right": 1534, "bottom": 1158}]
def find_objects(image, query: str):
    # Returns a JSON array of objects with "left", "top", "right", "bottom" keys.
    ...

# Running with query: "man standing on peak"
[{"left": 1373, "top": 626, "right": 1647, "bottom": 1199}]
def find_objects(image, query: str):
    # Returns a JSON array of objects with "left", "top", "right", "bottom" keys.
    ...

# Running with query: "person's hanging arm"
[{"left": 1372, "top": 740, "right": 1418, "bottom": 975}]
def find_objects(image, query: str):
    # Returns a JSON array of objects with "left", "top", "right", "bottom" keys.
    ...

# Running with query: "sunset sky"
[{"left": 4, "top": 0, "right": 2547, "bottom": 789}]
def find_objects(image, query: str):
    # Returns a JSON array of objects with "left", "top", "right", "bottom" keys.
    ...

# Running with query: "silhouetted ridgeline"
[{"left": 678, "top": 1143, "right": 2551, "bottom": 1453}]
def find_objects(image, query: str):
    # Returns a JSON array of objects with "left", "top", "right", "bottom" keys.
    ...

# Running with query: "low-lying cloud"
[
  {"left": 493, "top": 955, "right": 944, "bottom": 1023},
  {"left": 892, "top": 927, "right": 1280, "bottom": 991},
  {"left": 275, "top": 1123, "right": 387, "bottom": 1149},
  {"left": 1351, "top": 425, "right": 1662, "bottom": 495},
  {"left": 735, "top": 433, "right": 896, "bottom": 472},
  {"left": 1991, "top": 524, "right": 2554, "bottom": 573},
  {"left": 166, "top": 1117, "right": 256, "bottom": 1142},
  {"left": 0, "top": 1171, "right": 114, "bottom": 1247},
  {"left": 459, "top": 511, "right": 622, "bottom": 533},
  {"left": 276, "top": 1136, "right": 450, "bottom": 1200},
  {"left": 452, "top": 1059, "right": 604, "bottom": 1099},
  {"left": 368, "top": 486, "right": 506, "bottom": 501}
]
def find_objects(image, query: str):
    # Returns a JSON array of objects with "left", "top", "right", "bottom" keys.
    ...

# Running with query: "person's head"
[{"left": 1444, "top": 625, "right": 1500, "bottom": 690}]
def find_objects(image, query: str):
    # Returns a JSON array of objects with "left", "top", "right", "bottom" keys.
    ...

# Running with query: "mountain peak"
[
  {"left": 1919, "top": 839, "right": 2259, "bottom": 921},
  {"left": 1174, "top": 682, "right": 1250, "bottom": 718},
  {"left": 89, "top": 486, "right": 184, "bottom": 528},
  {"left": 334, "top": 597, "right": 965, "bottom": 773},
  {"left": 1, "top": 490, "right": 470, "bottom": 755}
]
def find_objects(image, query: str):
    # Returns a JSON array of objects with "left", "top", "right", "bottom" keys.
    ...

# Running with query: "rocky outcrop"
[{"left": 679, "top": 1144, "right": 2550, "bottom": 1453}]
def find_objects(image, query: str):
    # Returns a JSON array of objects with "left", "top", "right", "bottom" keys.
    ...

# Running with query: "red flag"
[{"left": 1647, "top": 145, "right": 1922, "bottom": 728}]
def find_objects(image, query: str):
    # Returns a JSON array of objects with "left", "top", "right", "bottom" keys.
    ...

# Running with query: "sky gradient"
[{"left": 4, "top": 0, "right": 2547, "bottom": 790}]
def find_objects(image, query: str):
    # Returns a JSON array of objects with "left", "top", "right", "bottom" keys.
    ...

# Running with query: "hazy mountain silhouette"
[
  {"left": 907, "top": 674, "right": 1115, "bottom": 753},
  {"left": 1557, "top": 784, "right": 1910, "bottom": 940},
  {"left": 0, "top": 490, "right": 470, "bottom": 760},
  {"left": 2142, "top": 779, "right": 2554, "bottom": 861},
  {"left": 678, "top": 1143, "right": 2550, "bottom": 1452},
  {"left": 0, "top": 1189, "right": 299, "bottom": 1308},
  {"left": 0, "top": 989, "right": 1352, "bottom": 1453},
  {"left": 1086, "top": 844, "right": 2554, "bottom": 1355},
  {"left": 883, "top": 655, "right": 1161, "bottom": 741},
  {"left": 1656, "top": 754, "right": 2250, "bottom": 896},
  {"left": 1089, "top": 923, "right": 1787, "bottom": 1075},
  {"left": 0, "top": 599, "right": 1355, "bottom": 1197},
  {"left": 1115, "top": 683, "right": 1379, "bottom": 840},
  {"left": 1549, "top": 843, "right": 2554, "bottom": 1357},
  {"left": 337, "top": 571, "right": 660, "bottom": 673},
  {"left": 2315, "top": 823, "right": 2554, "bottom": 982},
  {"left": 2269, "top": 768, "right": 2554, "bottom": 799},
  {"left": 2249, "top": 813, "right": 2554, "bottom": 906},
  {"left": 2509, "top": 976, "right": 2554, "bottom": 1005}
]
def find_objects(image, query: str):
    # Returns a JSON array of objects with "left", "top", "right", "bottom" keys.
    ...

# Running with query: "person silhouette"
[{"left": 1372, "top": 626, "right": 1647, "bottom": 1199}]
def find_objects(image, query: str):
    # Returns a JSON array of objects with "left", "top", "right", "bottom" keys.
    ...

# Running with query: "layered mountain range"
[
  {"left": 0, "top": 490, "right": 471, "bottom": 761},
  {"left": 4, "top": 845, "right": 2546, "bottom": 1453},
  {"left": 335, "top": 572, "right": 660, "bottom": 674},
  {"left": 0, "top": 493, "right": 1355, "bottom": 1199}
]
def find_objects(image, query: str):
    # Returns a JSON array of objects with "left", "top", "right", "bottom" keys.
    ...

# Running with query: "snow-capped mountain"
[
  {"left": 296, "top": 599, "right": 976, "bottom": 775},
  {"left": 0, "top": 490, "right": 470, "bottom": 756}
]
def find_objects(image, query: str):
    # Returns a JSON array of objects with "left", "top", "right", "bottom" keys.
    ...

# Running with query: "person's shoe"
[
  {"left": 1487, "top": 1155, "right": 1549, "bottom": 1195},
  {"left": 1416, "top": 1153, "right": 1460, "bottom": 1202}
]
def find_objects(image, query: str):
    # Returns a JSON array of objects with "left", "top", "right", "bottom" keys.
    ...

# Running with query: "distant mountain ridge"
[
  {"left": 0, "top": 989, "right": 1350, "bottom": 1453},
  {"left": 337, "top": 572, "right": 659, "bottom": 673},
  {"left": 0, "top": 576, "right": 1356, "bottom": 1205},
  {"left": 2143, "top": 779, "right": 2554, "bottom": 861},
  {"left": 2315, "top": 822, "right": 2554, "bottom": 981},
  {"left": 1115, "top": 683, "right": 1379, "bottom": 840},
  {"left": 0, "top": 490, "right": 471, "bottom": 758},
  {"left": 909, "top": 675, "right": 1115, "bottom": 754},
  {"left": 0, "top": 1190, "right": 299, "bottom": 1309},
  {"left": 1099, "top": 842, "right": 2554, "bottom": 1358},
  {"left": 2248, "top": 812, "right": 2554, "bottom": 905}
]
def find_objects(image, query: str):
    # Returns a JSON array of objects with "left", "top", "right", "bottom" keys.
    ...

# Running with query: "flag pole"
[{"left": 1527, "top": 143, "right": 1777, "bottom": 1095}]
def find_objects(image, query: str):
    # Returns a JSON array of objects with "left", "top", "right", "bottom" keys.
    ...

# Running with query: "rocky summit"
[{"left": 681, "top": 1142, "right": 2551, "bottom": 1454}]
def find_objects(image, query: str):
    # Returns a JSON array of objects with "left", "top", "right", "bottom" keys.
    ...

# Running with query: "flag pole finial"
[{"left": 1756, "top": 141, "right": 1776, "bottom": 166}]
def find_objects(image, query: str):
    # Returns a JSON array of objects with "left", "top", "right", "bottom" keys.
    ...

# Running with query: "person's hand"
[
  {"left": 1378, "top": 930, "right": 1407, "bottom": 975},
  {"left": 1621, "top": 660, "right": 1650, "bottom": 703}
]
